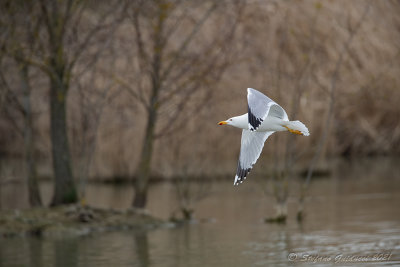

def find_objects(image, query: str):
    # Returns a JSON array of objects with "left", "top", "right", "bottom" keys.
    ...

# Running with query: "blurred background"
[{"left": 0, "top": 0, "right": 400, "bottom": 266}]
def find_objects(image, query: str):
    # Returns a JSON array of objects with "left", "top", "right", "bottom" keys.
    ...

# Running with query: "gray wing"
[
  {"left": 234, "top": 129, "right": 274, "bottom": 185},
  {"left": 247, "top": 88, "right": 288, "bottom": 131}
]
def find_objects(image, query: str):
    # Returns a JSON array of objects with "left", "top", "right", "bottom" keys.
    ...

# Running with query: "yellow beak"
[{"left": 218, "top": 121, "right": 228, "bottom": 125}]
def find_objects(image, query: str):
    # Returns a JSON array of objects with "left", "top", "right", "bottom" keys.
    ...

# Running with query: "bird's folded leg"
[{"left": 283, "top": 126, "right": 303, "bottom": 135}]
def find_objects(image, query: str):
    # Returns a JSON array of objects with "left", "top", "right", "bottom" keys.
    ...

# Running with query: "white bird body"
[
  {"left": 226, "top": 114, "right": 289, "bottom": 132},
  {"left": 218, "top": 88, "right": 309, "bottom": 185}
]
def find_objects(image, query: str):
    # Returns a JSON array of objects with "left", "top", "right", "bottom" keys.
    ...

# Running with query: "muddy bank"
[{"left": 0, "top": 205, "right": 167, "bottom": 238}]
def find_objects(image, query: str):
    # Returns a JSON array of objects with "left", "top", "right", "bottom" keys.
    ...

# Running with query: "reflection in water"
[
  {"left": 134, "top": 231, "right": 149, "bottom": 267},
  {"left": 55, "top": 239, "right": 79, "bottom": 267},
  {"left": 29, "top": 238, "right": 44, "bottom": 267},
  {"left": 0, "top": 158, "right": 399, "bottom": 266}
]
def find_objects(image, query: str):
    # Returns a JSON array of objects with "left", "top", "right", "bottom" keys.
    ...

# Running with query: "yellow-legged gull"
[{"left": 218, "top": 88, "right": 309, "bottom": 185}]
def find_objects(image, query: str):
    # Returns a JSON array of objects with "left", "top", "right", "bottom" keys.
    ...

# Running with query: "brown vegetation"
[{"left": 1, "top": 1, "right": 400, "bottom": 208}]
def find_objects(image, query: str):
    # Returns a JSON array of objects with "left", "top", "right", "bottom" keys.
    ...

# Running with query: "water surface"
[{"left": 0, "top": 158, "right": 399, "bottom": 266}]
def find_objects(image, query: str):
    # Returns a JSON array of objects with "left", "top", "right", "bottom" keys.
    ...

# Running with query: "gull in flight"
[{"left": 218, "top": 88, "right": 309, "bottom": 185}]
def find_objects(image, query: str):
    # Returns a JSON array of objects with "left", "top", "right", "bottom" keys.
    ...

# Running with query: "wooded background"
[{"left": 1, "top": 0, "right": 400, "bottom": 186}]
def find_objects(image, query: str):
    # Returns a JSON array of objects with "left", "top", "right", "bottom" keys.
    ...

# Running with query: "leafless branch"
[
  {"left": 161, "top": 2, "right": 218, "bottom": 81},
  {"left": 303, "top": 3, "right": 370, "bottom": 188}
]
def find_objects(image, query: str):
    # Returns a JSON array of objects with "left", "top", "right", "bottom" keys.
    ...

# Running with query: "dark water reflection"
[{"left": 0, "top": 158, "right": 400, "bottom": 266}]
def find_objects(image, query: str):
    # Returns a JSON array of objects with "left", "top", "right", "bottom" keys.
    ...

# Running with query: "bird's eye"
[{"left": 229, "top": 119, "right": 232, "bottom": 121}]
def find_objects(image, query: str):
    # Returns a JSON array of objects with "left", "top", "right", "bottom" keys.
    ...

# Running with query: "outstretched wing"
[
  {"left": 234, "top": 129, "right": 274, "bottom": 185},
  {"left": 247, "top": 88, "right": 288, "bottom": 131}
]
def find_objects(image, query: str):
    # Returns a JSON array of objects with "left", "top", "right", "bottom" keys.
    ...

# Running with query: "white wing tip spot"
[{"left": 233, "top": 176, "right": 247, "bottom": 186}]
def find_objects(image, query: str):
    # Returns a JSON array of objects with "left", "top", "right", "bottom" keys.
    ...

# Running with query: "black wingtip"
[{"left": 235, "top": 165, "right": 252, "bottom": 185}]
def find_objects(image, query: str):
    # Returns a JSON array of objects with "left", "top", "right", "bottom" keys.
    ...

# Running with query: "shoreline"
[{"left": 0, "top": 205, "right": 168, "bottom": 238}]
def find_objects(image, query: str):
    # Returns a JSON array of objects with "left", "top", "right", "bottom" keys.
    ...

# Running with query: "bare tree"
[
  {"left": 0, "top": 0, "right": 125, "bottom": 206},
  {"left": 18, "top": 56, "right": 43, "bottom": 207},
  {"left": 72, "top": 66, "right": 122, "bottom": 204},
  {"left": 269, "top": 6, "right": 320, "bottom": 223},
  {"left": 166, "top": 133, "right": 212, "bottom": 221},
  {"left": 246, "top": 5, "right": 322, "bottom": 223},
  {"left": 0, "top": 1, "right": 43, "bottom": 206},
  {"left": 37, "top": 0, "right": 84, "bottom": 205},
  {"left": 0, "top": 67, "right": 42, "bottom": 207},
  {"left": 297, "top": 3, "right": 371, "bottom": 221},
  {"left": 116, "top": 0, "right": 244, "bottom": 208}
]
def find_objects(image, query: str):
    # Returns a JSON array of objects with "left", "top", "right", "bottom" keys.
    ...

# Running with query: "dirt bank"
[{"left": 0, "top": 205, "right": 166, "bottom": 238}]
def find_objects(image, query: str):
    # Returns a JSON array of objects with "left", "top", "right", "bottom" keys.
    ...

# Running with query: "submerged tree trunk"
[
  {"left": 128, "top": 1, "right": 239, "bottom": 208},
  {"left": 20, "top": 63, "right": 42, "bottom": 207},
  {"left": 297, "top": 4, "right": 370, "bottom": 221},
  {"left": 133, "top": 106, "right": 157, "bottom": 208},
  {"left": 49, "top": 78, "right": 77, "bottom": 206},
  {"left": 265, "top": 170, "right": 288, "bottom": 224},
  {"left": 181, "top": 207, "right": 194, "bottom": 221},
  {"left": 132, "top": 4, "right": 163, "bottom": 208},
  {"left": 132, "top": 60, "right": 161, "bottom": 208}
]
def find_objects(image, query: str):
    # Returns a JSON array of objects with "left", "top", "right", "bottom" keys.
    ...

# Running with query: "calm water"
[{"left": 0, "top": 158, "right": 400, "bottom": 266}]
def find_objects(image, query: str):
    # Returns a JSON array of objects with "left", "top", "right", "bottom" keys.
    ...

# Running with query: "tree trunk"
[
  {"left": 265, "top": 198, "right": 287, "bottom": 224},
  {"left": 133, "top": 107, "right": 157, "bottom": 208},
  {"left": 38, "top": 0, "right": 77, "bottom": 206},
  {"left": 50, "top": 79, "right": 77, "bottom": 206},
  {"left": 181, "top": 207, "right": 194, "bottom": 221},
  {"left": 266, "top": 171, "right": 288, "bottom": 223},
  {"left": 132, "top": 10, "right": 163, "bottom": 208},
  {"left": 20, "top": 64, "right": 42, "bottom": 207}
]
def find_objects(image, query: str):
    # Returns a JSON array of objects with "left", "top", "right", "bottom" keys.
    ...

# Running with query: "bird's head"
[{"left": 218, "top": 118, "right": 233, "bottom": 126}]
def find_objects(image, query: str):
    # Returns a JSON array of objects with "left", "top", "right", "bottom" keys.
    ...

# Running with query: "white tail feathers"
[{"left": 285, "top": 120, "right": 310, "bottom": 136}]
